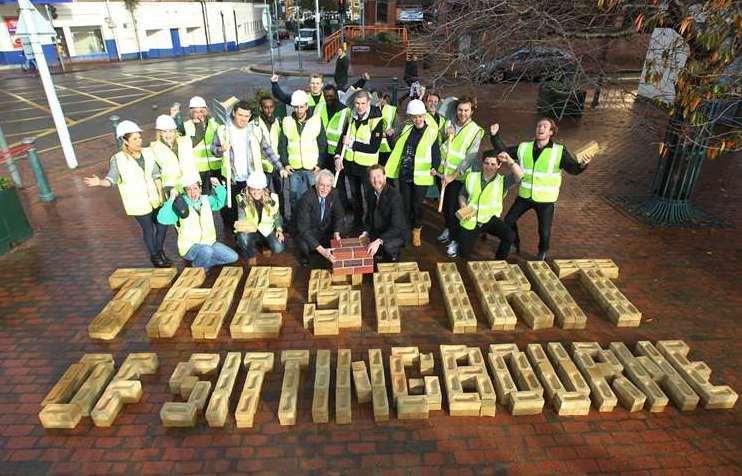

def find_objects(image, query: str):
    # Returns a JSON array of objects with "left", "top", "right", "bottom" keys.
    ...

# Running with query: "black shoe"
[
  {"left": 536, "top": 251, "right": 547, "bottom": 261},
  {"left": 158, "top": 251, "right": 172, "bottom": 266},
  {"left": 150, "top": 254, "right": 168, "bottom": 268},
  {"left": 299, "top": 257, "right": 309, "bottom": 268}
]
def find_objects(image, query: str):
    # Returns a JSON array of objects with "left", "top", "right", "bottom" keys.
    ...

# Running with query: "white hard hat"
[
  {"left": 246, "top": 173, "right": 268, "bottom": 190},
  {"left": 155, "top": 114, "right": 177, "bottom": 131},
  {"left": 116, "top": 120, "right": 142, "bottom": 139},
  {"left": 406, "top": 99, "right": 426, "bottom": 116},
  {"left": 189, "top": 96, "right": 207, "bottom": 108},
  {"left": 180, "top": 169, "right": 201, "bottom": 188},
  {"left": 290, "top": 90, "right": 309, "bottom": 107}
]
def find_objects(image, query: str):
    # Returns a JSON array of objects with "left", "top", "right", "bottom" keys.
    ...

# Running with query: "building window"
[{"left": 69, "top": 26, "right": 106, "bottom": 56}]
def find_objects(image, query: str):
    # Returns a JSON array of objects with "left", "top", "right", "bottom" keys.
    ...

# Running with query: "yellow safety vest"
[
  {"left": 439, "top": 120, "right": 483, "bottom": 178},
  {"left": 308, "top": 93, "right": 328, "bottom": 128},
  {"left": 386, "top": 124, "right": 438, "bottom": 186},
  {"left": 345, "top": 115, "right": 382, "bottom": 166},
  {"left": 149, "top": 139, "right": 189, "bottom": 189},
  {"left": 113, "top": 149, "right": 163, "bottom": 216},
  {"left": 241, "top": 193, "right": 281, "bottom": 237},
  {"left": 325, "top": 108, "right": 351, "bottom": 156},
  {"left": 379, "top": 104, "right": 397, "bottom": 153},
  {"left": 282, "top": 114, "right": 322, "bottom": 170},
  {"left": 258, "top": 116, "right": 281, "bottom": 173},
  {"left": 184, "top": 118, "right": 220, "bottom": 172},
  {"left": 216, "top": 124, "right": 263, "bottom": 182},
  {"left": 460, "top": 171, "right": 504, "bottom": 230},
  {"left": 516, "top": 141, "right": 564, "bottom": 203},
  {"left": 176, "top": 195, "right": 217, "bottom": 257},
  {"left": 425, "top": 112, "right": 446, "bottom": 137}
]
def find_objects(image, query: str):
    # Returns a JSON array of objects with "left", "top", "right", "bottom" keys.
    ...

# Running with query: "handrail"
[{"left": 322, "top": 26, "right": 409, "bottom": 63}]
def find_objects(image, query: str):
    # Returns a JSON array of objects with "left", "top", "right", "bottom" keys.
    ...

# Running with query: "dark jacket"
[
  {"left": 296, "top": 188, "right": 345, "bottom": 249},
  {"left": 364, "top": 183, "right": 407, "bottom": 242},
  {"left": 404, "top": 59, "right": 418, "bottom": 84},
  {"left": 334, "top": 54, "right": 349, "bottom": 89}
]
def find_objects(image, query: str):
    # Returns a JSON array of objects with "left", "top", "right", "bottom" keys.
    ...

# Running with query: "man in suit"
[
  {"left": 359, "top": 164, "right": 406, "bottom": 262},
  {"left": 295, "top": 169, "right": 346, "bottom": 266}
]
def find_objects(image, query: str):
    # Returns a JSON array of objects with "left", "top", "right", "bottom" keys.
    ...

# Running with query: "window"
[{"left": 70, "top": 26, "right": 105, "bottom": 56}]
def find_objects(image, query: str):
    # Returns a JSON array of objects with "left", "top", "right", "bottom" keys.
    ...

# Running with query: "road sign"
[{"left": 16, "top": 0, "right": 56, "bottom": 37}]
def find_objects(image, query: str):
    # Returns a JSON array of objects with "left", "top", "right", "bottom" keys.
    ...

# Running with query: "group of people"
[{"left": 84, "top": 70, "right": 594, "bottom": 271}]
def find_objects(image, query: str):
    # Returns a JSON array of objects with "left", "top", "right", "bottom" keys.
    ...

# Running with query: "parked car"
[
  {"left": 295, "top": 28, "right": 322, "bottom": 50},
  {"left": 477, "top": 47, "right": 578, "bottom": 83}
]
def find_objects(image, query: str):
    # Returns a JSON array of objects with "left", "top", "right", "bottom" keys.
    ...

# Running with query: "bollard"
[
  {"left": 22, "top": 138, "right": 55, "bottom": 202},
  {"left": 110, "top": 115, "right": 121, "bottom": 150},
  {"left": 0, "top": 125, "right": 23, "bottom": 188}
]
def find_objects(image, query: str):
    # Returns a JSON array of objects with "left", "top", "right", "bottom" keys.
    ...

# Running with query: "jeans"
[
  {"left": 288, "top": 169, "right": 316, "bottom": 210},
  {"left": 503, "top": 197, "right": 556, "bottom": 254},
  {"left": 133, "top": 209, "right": 167, "bottom": 257},
  {"left": 236, "top": 231, "right": 285, "bottom": 258},
  {"left": 454, "top": 215, "right": 515, "bottom": 260},
  {"left": 184, "top": 242, "right": 239, "bottom": 271}
]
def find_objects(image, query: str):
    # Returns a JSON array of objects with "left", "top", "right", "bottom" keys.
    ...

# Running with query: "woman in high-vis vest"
[
  {"left": 156, "top": 172, "right": 238, "bottom": 271},
  {"left": 446, "top": 150, "right": 523, "bottom": 259},
  {"left": 490, "top": 118, "right": 592, "bottom": 260},
  {"left": 385, "top": 99, "right": 441, "bottom": 247},
  {"left": 150, "top": 115, "right": 194, "bottom": 196},
  {"left": 84, "top": 120, "right": 170, "bottom": 267},
  {"left": 437, "top": 97, "right": 485, "bottom": 245},
  {"left": 234, "top": 173, "right": 285, "bottom": 265},
  {"left": 180, "top": 96, "right": 221, "bottom": 194}
]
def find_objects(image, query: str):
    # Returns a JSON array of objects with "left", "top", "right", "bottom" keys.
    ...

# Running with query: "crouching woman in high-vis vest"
[
  {"left": 234, "top": 173, "right": 285, "bottom": 265},
  {"left": 384, "top": 99, "right": 440, "bottom": 247},
  {"left": 446, "top": 150, "right": 524, "bottom": 259},
  {"left": 84, "top": 120, "right": 170, "bottom": 268},
  {"left": 157, "top": 172, "right": 239, "bottom": 271}
]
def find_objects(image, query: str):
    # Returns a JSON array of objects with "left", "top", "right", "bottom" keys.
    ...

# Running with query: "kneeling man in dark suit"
[
  {"left": 296, "top": 169, "right": 346, "bottom": 266},
  {"left": 359, "top": 164, "right": 407, "bottom": 262}
]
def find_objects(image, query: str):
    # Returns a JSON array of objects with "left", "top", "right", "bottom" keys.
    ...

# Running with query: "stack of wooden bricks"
[
  {"left": 330, "top": 236, "right": 374, "bottom": 277},
  {"left": 304, "top": 269, "right": 362, "bottom": 336},
  {"left": 374, "top": 262, "right": 432, "bottom": 333},
  {"left": 230, "top": 266, "right": 292, "bottom": 339}
]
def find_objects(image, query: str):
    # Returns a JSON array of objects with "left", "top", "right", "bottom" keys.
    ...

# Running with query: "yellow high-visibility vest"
[
  {"left": 386, "top": 124, "right": 437, "bottom": 186},
  {"left": 345, "top": 115, "right": 383, "bottom": 166},
  {"left": 439, "top": 120, "right": 483, "bottom": 178},
  {"left": 184, "top": 118, "right": 220, "bottom": 172},
  {"left": 516, "top": 141, "right": 564, "bottom": 203},
  {"left": 460, "top": 171, "right": 504, "bottom": 230},
  {"left": 282, "top": 114, "right": 322, "bottom": 170},
  {"left": 241, "top": 193, "right": 281, "bottom": 237},
  {"left": 176, "top": 195, "right": 216, "bottom": 257},
  {"left": 113, "top": 148, "right": 163, "bottom": 216}
]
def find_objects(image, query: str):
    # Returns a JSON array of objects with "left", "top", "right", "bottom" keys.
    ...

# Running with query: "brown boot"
[
  {"left": 261, "top": 249, "right": 272, "bottom": 257},
  {"left": 247, "top": 257, "right": 257, "bottom": 266},
  {"left": 411, "top": 228, "right": 422, "bottom": 247}
]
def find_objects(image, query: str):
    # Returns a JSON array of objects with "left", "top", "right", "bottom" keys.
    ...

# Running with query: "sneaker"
[
  {"left": 437, "top": 228, "right": 450, "bottom": 243},
  {"left": 446, "top": 240, "right": 458, "bottom": 258}
]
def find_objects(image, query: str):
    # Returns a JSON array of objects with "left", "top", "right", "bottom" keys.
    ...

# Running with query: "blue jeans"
[
  {"left": 236, "top": 231, "right": 285, "bottom": 258},
  {"left": 289, "top": 169, "right": 316, "bottom": 209},
  {"left": 184, "top": 242, "right": 239, "bottom": 271}
]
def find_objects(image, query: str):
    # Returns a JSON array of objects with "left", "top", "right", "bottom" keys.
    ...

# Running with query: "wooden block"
[
  {"left": 205, "top": 352, "right": 241, "bottom": 427},
  {"left": 368, "top": 349, "right": 389, "bottom": 422},
  {"left": 635, "top": 341, "right": 700, "bottom": 411},
  {"left": 188, "top": 381, "right": 212, "bottom": 412},
  {"left": 161, "top": 402, "right": 197, "bottom": 427},
  {"left": 235, "top": 370, "right": 266, "bottom": 428},
  {"left": 336, "top": 349, "right": 352, "bottom": 425},
  {"left": 312, "top": 350, "right": 331, "bottom": 423},
  {"left": 419, "top": 353, "right": 435, "bottom": 376},
  {"left": 352, "top": 361, "right": 372, "bottom": 404},
  {"left": 397, "top": 395, "right": 429, "bottom": 419},
  {"left": 39, "top": 403, "right": 82, "bottom": 429},
  {"left": 574, "top": 140, "right": 600, "bottom": 163},
  {"left": 424, "top": 376, "right": 442, "bottom": 411},
  {"left": 41, "top": 362, "right": 94, "bottom": 407},
  {"left": 613, "top": 376, "right": 646, "bottom": 412},
  {"left": 69, "top": 363, "right": 115, "bottom": 416},
  {"left": 91, "top": 380, "right": 142, "bottom": 427}
]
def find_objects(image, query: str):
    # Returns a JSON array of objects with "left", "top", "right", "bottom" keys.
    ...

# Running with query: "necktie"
[{"left": 320, "top": 197, "right": 326, "bottom": 221}]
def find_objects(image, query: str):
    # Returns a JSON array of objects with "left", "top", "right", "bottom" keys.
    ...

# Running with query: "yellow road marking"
[
  {"left": 64, "top": 107, "right": 108, "bottom": 116},
  {"left": 105, "top": 93, "right": 146, "bottom": 100},
  {"left": 76, "top": 75, "right": 154, "bottom": 93},
  {"left": 118, "top": 72, "right": 180, "bottom": 85},
  {"left": 58, "top": 98, "right": 105, "bottom": 105},
  {"left": 5, "top": 128, "right": 54, "bottom": 138},
  {"left": 54, "top": 85, "right": 120, "bottom": 106},
  {"left": 0, "top": 88, "right": 51, "bottom": 114},
  {"left": 1, "top": 115, "right": 54, "bottom": 124}
]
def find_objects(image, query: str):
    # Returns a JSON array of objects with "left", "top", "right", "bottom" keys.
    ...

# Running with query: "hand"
[
  {"left": 333, "top": 232, "right": 341, "bottom": 242},
  {"left": 497, "top": 152, "right": 514, "bottom": 167},
  {"left": 169, "top": 188, "right": 179, "bottom": 200},
  {"left": 318, "top": 246, "right": 337, "bottom": 263},
  {"left": 367, "top": 239, "right": 381, "bottom": 257},
  {"left": 446, "top": 125, "right": 456, "bottom": 138},
  {"left": 342, "top": 136, "right": 353, "bottom": 146},
  {"left": 363, "top": 72, "right": 370, "bottom": 80},
  {"left": 490, "top": 123, "right": 499, "bottom": 136},
  {"left": 276, "top": 230, "right": 285, "bottom": 242},
  {"left": 84, "top": 175, "right": 101, "bottom": 187},
  {"left": 284, "top": 165, "right": 294, "bottom": 176},
  {"left": 279, "top": 168, "right": 290, "bottom": 178},
  {"left": 169, "top": 104, "right": 180, "bottom": 117},
  {"left": 210, "top": 177, "right": 221, "bottom": 186},
  {"left": 271, "top": 74, "right": 279, "bottom": 83},
  {"left": 334, "top": 156, "right": 344, "bottom": 171},
  {"left": 384, "top": 128, "right": 395, "bottom": 137},
  {"left": 430, "top": 169, "right": 437, "bottom": 176},
  {"left": 358, "top": 231, "right": 369, "bottom": 240}
]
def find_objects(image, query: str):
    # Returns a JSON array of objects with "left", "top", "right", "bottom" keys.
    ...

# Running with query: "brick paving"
[{"left": 0, "top": 82, "right": 740, "bottom": 474}]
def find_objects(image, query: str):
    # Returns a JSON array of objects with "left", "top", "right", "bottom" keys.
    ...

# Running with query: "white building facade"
[{"left": 0, "top": 1, "right": 267, "bottom": 65}]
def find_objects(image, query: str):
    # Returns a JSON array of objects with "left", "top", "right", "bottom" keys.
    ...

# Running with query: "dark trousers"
[
  {"left": 503, "top": 197, "right": 555, "bottom": 254},
  {"left": 441, "top": 180, "right": 463, "bottom": 231},
  {"left": 375, "top": 237, "right": 404, "bottom": 261},
  {"left": 455, "top": 215, "right": 515, "bottom": 260},
  {"left": 134, "top": 209, "right": 167, "bottom": 257},
  {"left": 220, "top": 180, "right": 247, "bottom": 238},
  {"left": 397, "top": 179, "right": 427, "bottom": 229},
  {"left": 296, "top": 233, "right": 332, "bottom": 265},
  {"left": 345, "top": 169, "right": 369, "bottom": 227}
]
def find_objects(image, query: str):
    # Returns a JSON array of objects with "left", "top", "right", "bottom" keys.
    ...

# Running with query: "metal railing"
[{"left": 322, "top": 26, "right": 409, "bottom": 62}]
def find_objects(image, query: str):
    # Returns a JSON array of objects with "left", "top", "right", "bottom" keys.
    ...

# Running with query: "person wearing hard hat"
[
  {"left": 179, "top": 96, "right": 221, "bottom": 194},
  {"left": 149, "top": 115, "right": 194, "bottom": 196},
  {"left": 384, "top": 99, "right": 441, "bottom": 247},
  {"left": 156, "top": 172, "right": 238, "bottom": 271},
  {"left": 445, "top": 150, "right": 523, "bottom": 259},
  {"left": 278, "top": 89, "right": 328, "bottom": 214},
  {"left": 84, "top": 120, "right": 170, "bottom": 267},
  {"left": 211, "top": 99, "right": 287, "bottom": 237},
  {"left": 489, "top": 119, "right": 592, "bottom": 261},
  {"left": 234, "top": 173, "right": 285, "bottom": 265},
  {"left": 437, "top": 97, "right": 485, "bottom": 246},
  {"left": 334, "top": 89, "right": 385, "bottom": 231}
]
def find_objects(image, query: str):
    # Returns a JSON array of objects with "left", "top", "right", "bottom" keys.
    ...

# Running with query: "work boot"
[
  {"left": 158, "top": 251, "right": 172, "bottom": 266},
  {"left": 536, "top": 251, "right": 547, "bottom": 261},
  {"left": 247, "top": 257, "right": 258, "bottom": 266},
  {"left": 411, "top": 228, "right": 422, "bottom": 247},
  {"left": 437, "top": 228, "right": 450, "bottom": 243},
  {"left": 261, "top": 249, "right": 272, "bottom": 257},
  {"left": 150, "top": 254, "right": 168, "bottom": 268}
]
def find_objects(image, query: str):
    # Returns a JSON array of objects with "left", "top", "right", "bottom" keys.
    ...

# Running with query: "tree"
[
  {"left": 421, "top": 0, "right": 740, "bottom": 225},
  {"left": 123, "top": 0, "right": 143, "bottom": 61}
]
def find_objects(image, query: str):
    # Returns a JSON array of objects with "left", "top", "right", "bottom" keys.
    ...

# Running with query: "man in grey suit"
[{"left": 295, "top": 169, "right": 346, "bottom": 267}]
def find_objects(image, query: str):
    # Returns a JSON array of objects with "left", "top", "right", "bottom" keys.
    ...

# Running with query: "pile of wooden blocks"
[
  {"left": 161, "top": 353, "right": 219, "bottom": 427},
  {"left": 190, "top": 267, "right": 243, "bottom": 339},
  {"left": 230, "top": 266, "right": 292, "bottom": 339},
  {"left": 146, "top": 268, "right": 210, "bottom": 338},
  {"left": 524, "top": 261, "right": 587, "bottom": 329},
  {"left": 437, "top": 262, "right": 479, "bottom": 333},
  {"left": 487, "top": 344, "right": 545, "bottom": 416},
  {"left": 374, "top": 262, "right": 431, "bottom": 333},
  {"left": 304, "top": 269, "right": 362, "bottom": 336},
  {"left": 389, "top": 347, "right": 442, "bottom": 419},
  {"left": 440, "top": 345, "right": 497, "bottom": 416}
]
